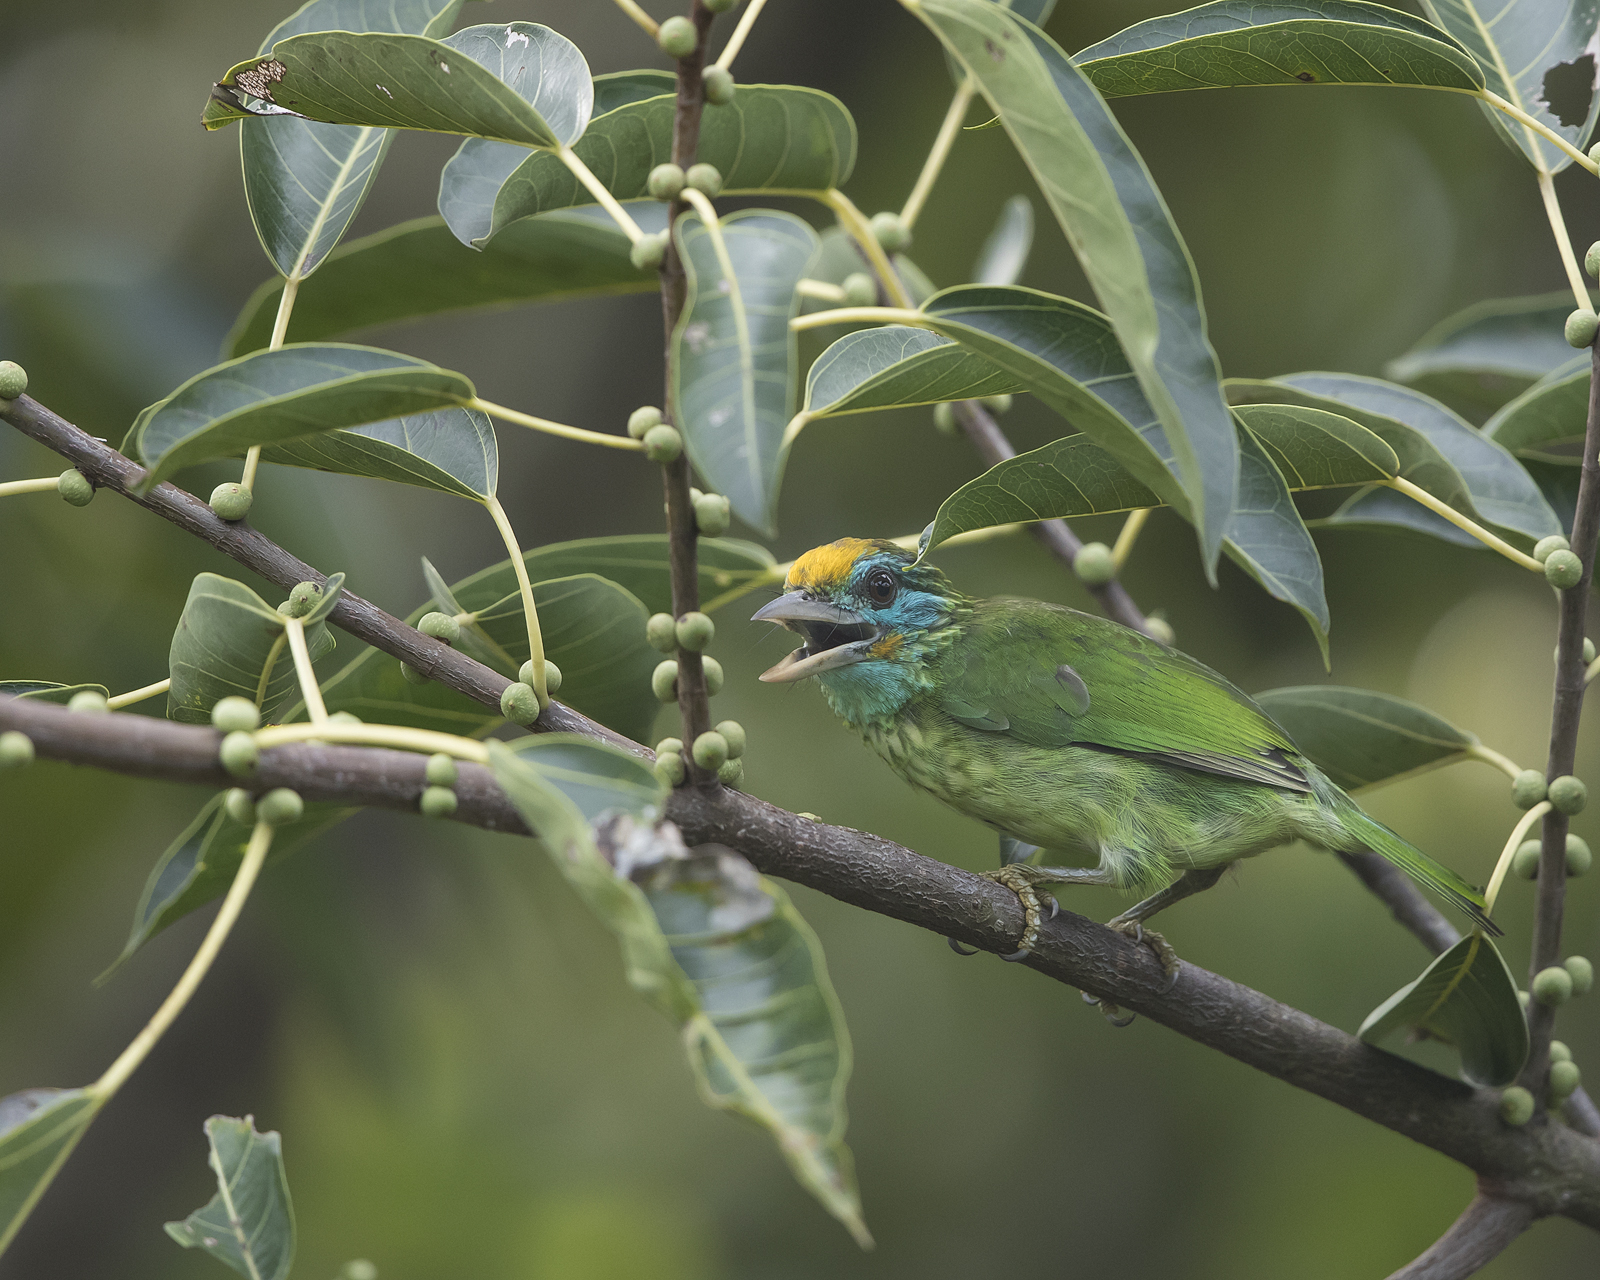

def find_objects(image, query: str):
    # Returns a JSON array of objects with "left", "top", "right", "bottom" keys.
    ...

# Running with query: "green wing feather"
[{"left": 940, "top": 600, "right": 1309, "bottom": 791}]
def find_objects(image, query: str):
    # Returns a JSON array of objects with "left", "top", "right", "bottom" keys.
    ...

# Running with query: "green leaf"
[
  {"left": 1384, "top": 291, "right": 1588, "bottom": 420},
  {"left": 318, "top": 573, "right": 662, "bottom": 741},
  {"left": 1483, "top": 356, "right": 1590, "bottom": 466},
  {"left": 1074, "top": 1, "right": 1482, "bottom": 96},
  {"left": 483, "top": 86, "right": 857, "bottom": 246},
  {"left": 910, "top": 0, "right": 1238, "bottom": 573},
  {"left": 165, "top": 1115, "right": 296, "bottom": 1280},
  {"left": 672, "top": 210, "right": 820, "bottom": 536},
  {"left": 439, "top": 70, "right": 674, "bottom": 244},
  {"left": 165, "top": 573, "right": 339, "bottom": 726},
  {"left": 1234, "top": 402, "right": 1400, "bottom": 488},
  {"left": 259, "top": 405, "right": 498, "bottom": 498},
  {"left": 109, "top": 793, "right": 352, "bottom": 973},
  {"left": 1229, "top": 372, "right": 1560, "bottom": 540},
  {"left": 0, "top": 681, "right": 110, "bottom": 705},
  {"left": 1359, "top": 931, "right": 1529, "bottom": 1086},
  {"left": 971, "top": 195, "right": 1034, "bottom": 286},
  {"left": 799, "top": 326, "right": 1023, "bottom": 423},
  {"left": 0, "top": 1088, "right": 99, "bottom": 1256},
  {"left": 239, "top": 0, "right": 467, "bottom": 281},
  {"left": 227, "top": 206, "right": 665, "bottom": 357},
  {"left": 801, "top": 227, "right": 937, "bottom": 314},
  {"left": 1253, "top": 684, "right": 1480, "bottom": 792},
  {"left": 1422, "top": 0, "right": 1598, "bottom": 173},
  {"left": 129, "top": 345, "right": 474, "bottom": 489},
  {"left": 486, "top": 744, "right": 867, "bottom": 1245},
  {"left": 204, "top": 23, "right": 593, "bottom": 152}
]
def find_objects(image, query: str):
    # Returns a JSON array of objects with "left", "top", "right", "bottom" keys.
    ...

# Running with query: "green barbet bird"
[{"left": 753, "top": 538, "right": 1495, "bottom": 961}]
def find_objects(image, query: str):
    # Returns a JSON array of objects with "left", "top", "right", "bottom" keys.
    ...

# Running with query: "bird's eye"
[{"left": 864, "top": 568, "right": 897, "bottom": 606}]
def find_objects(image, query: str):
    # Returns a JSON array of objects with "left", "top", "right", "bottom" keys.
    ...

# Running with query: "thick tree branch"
[
  {"left": 1385, "top": 1189, "right": 1536, "bottom": 1280},
  {"left": 5, "top": 690, "right": 1600, "bottom": 1229},
  {"left": 949, "top": 399, "right": 1152, "bottom": 635}
]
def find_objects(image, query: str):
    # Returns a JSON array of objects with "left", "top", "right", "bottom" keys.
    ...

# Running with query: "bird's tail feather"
[{"left": 1335, "top": 805, "right": 1500, "bottom": 937}]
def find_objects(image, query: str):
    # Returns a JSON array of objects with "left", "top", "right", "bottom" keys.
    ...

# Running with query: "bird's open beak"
[{"left": 752, "top": 591, "right": 882, "bottom": 683}]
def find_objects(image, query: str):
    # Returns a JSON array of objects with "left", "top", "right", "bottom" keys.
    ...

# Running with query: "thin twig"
[
  {"left": 714, "top": 0, "right": 769, "bottom": 70},
  {"left": 900, "top": 81, "right": 975, "bottom": 229},
  {"left": 1384, "top": 1189, "right": 1536, "bottom": 1280},
  {"left": 1522, "top": 336, "right": 1600, "bottom": 1098}
]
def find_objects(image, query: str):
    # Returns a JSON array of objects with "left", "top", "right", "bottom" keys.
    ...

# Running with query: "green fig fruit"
[
  {"left": 420, "top": 785, "right": 458, "bottom": 818},
  {"left": 1073, "top": 542, "right": 1115, "bottom": 587},
  {"left": 211, "top": 696, "right": 261, "bottom": 734},
  {"left": 425, "top": 752, "right": 458, "bottom": 787},
  {"left": 715, "top": 719, "right": 745, "bottom": 758},
  {"left": 676, "top": 611, "right": 715, "bottom": 651},
  {"left": 57, "top": 469, "right": 94, "bottom": 507},
  {"left": 209, "top": 482, "right": 252, "bottom": 521},
  {"left": 644, "top": 423, "right": 683, "bottom": 462},
  {"left": 657, "top": 14, "right": 697, "bottom": 57},
  {"left": 686, "top": 163, "right": 723, "bottom": 197},
  {"left": 647, "top": 163, "right": 686, "bottom": 200},
  {"left": 257, "top": 787, "right": 304, "bottom": 827}
]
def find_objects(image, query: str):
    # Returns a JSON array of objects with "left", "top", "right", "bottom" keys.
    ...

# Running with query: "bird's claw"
[
  {"left": 947, "top": 936, "right": 979, "bottom": 956},
  {"left": 980, "top": 865, "right": 1057, "bottom": 959},
  {"left": 1081, "top": 990, "right": 1136, "bottom": 1027},
  {"left": 1109, "top": 918, "right": 1181, "bottom": 992}
]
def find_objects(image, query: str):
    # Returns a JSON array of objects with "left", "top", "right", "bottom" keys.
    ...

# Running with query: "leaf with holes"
[
  {"left": 165, "top": 574, "right": 338, "bottom": 726},
  {"left": 128, "top": 345, "right": 474, "bottom": 489},
  {"left": 260, "top": 405, "right": 498, "bottom": 498},
  {"left": 1253, "top": 685, "right": 1480, "bottom": 792},
  {"left": 239, "top": 0, "right": 467, "bottom": 282},
  {"left": 672, "top": 210, "right": 819, "bottom": 536},
  {"left": 227, "top": 206, "right": 666, "bottom": 356},
  {"left": 165, "top": 1116, "right": 295, "bottom": 1280},
  {"left": 910, "top": 0, "right": 1238, "bottom": 574},
  {"left": 1385, "top": 291, "right": 1590, "bottom": 420},
  {"left": 1483, "top": 356, "right": 1590, "bottom": 466},
  {"left": 204, "top": 22, "right": 593, "bottom": 151},
  {"left": 487, "top": 744, "right": 867, "bottom": 1245},
  {"left": 0, "top": 1088, "right": 100, "bottom": 1255},
  {"left": 483, "top": 86, "right": 857, "bottom": 246},
  {"left": 1359, "top": 931, "right": 1529, "bottom": 1086},
  {"left": 1422, "top": 0, "right": 1600, "bottom": 173},
  {"left": 1074, "top": 1, "right": 1482, "bottom": 96},
  {"left": 106, "top": 793, "right": 353, "bottom": 975}
]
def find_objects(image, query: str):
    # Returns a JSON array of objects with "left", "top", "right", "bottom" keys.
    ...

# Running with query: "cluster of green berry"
[
  {"left": 1500, "top": 1033, "right": 1588, "bottom": 1125},
  {"left": 644, "top": 606, "right": 745, "bottom": 790},
  {"left": 1500, "top": 954, "right": 1592, "bottom": 1124},
  {"left": 1565, "top": 239, "right": 1600, "bottom": 348},
  {"left": 1534, "top": 534, "right": 1585, "bottom": 591},
  {"left": 1510, "top": 769, "right": 1588, "bottom": 814},
  {"left": 418, "top": 752, "right": 459, "bottom": 819},
  {"left": 1, "top": 363, "right": 99, "bottom": 506},
  {"left": 631, "top": 162, "right": 725, "bottom": 271},
  {"left": 499, "top": 657, "right": 564, "bottom": 725}
]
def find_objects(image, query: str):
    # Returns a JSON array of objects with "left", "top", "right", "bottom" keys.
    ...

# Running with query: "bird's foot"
[
  {"left": 979, "top": 865, "right": 1059, "bottom": 960},
  {"left": 1081, "top": 990, "right": 1136, "bottom": 1028},
  {"left": 1107, "top": 917, "right": 1181, "bottom": 992}
]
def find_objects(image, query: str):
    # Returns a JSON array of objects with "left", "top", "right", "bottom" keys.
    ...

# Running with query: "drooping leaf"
[
  {"left": 486, "top": 745, "right": 867, "bottom": 1244},
  {"left": 260, "top": 406, "right": 498, "bottom": 498},
  {"left": 1253, "top": 684, "right": 1480, "bottom": 792},
  {"left": 128, "top": 345, "right": 474, "bottom": 488},
  {"left": 204, "top": 23, "right": 594, "bottom": 152},
  {"left": 165, "top": 1115, "right": 295, "bottom": 1280},
  {"left": 1385, "top": 291, "right": 1587, "bottom": 420},
  {"left": 239, "top": 0, "right": 467, "bottom": 281},
  {"left": 0, "top": 681, "right": 110, "bottom": 705},
  {"left": 318, "top": 573, "right": 662, "bottom": 741},
  {"left": 108, "top": 793, "right": 352, "bottom": 973},
  {"left": 798, "top": 326, "right": 1023, "bottom": 426},
  {"left": 971, "top": 195, "right": 1034, "bottom": 286},
  {"left": 910, "top": 0, "right": 1239, "bottom": 573},
  {"left": 1230, "top": 373, "right": 1561, "bottom": 540},
  {"left": 1483, "top": 356, "right": 1590, "bottom": 466},
  {"left": 226, "top": 207, "right": 666, "bottom": 357},
  {"left": 165, "top": 573, "right": 338, "bottom": 726},
  {"left": 439, "top": 70, "right": 675, "bottom": 245},
  {"left": 1359, "top": 931, "right": 1529, "bottom": 1086},
  {"left": 1421, "top": 0, "right": 1600, "bottom": 173},
  {"left": 0, "top": 1088, "right": 99, "bottom": 1255},
  {"left": 672, "top": 210, "right": 819, "bottom": 536},
  {"left": 483, "top": 86, "right": 857, "bottom": 246},
  {"left": 1074, "top": 2, "right": 1482, "bottom": 97}
]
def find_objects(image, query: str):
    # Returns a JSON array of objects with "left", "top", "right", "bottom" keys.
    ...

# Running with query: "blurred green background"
[{"left": 2, "top": 1, "right": 1598, "bottom": 1276}]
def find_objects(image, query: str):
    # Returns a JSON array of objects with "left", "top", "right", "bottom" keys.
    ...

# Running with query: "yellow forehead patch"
[
  {"left": 869, "top": 633, "right": 904, "bottom": 659},
  {"left": 786, "top": 538, "right": 878, "bottom": 592}
]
